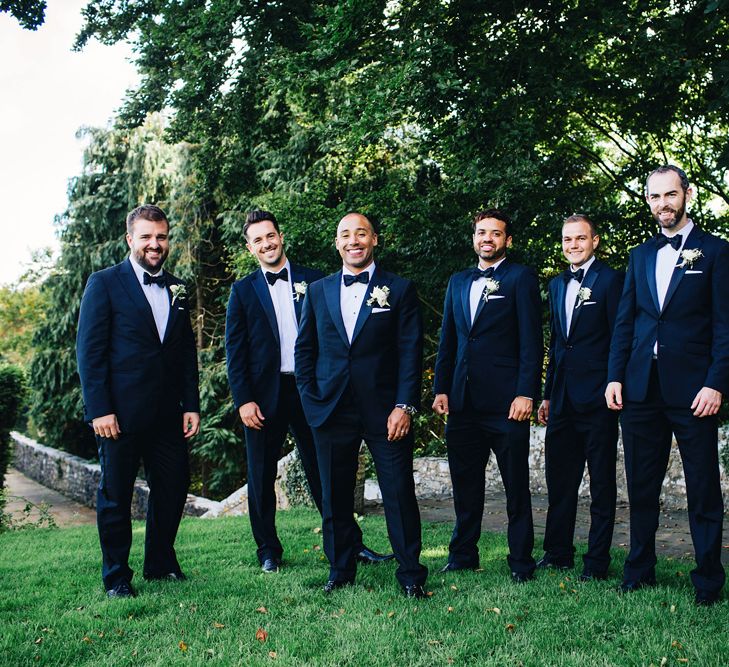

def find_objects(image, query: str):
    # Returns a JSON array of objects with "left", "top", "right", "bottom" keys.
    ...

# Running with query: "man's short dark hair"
[
  {"left": 645, "top": 165, "right": 690, "bottom": 195},
  {"left": 342, "top": 211, "right": 379, "bottom": 235},
  {"left": 244, "top": 210, "right": 279, "bottom": 239},
  {"left": 472, "top": 208, "right": 512, "bottom": 237},
  {"left": 563, "top": 213, "right": 598, "bottom": 237},
  {"left": 126, "top": 205, "right": 169, "bottom": 235}
]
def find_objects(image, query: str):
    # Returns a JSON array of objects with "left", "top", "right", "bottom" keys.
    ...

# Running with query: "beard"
[
  {"left": 654, "top": 200, "right": 687, "bottom": 230},
  {"left": 134, "top": 246, "right": 168, "bottom": 273}
]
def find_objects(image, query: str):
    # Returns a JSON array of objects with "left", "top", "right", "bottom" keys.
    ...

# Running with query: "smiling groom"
[{"left": 295, "top": 212, "right": 428, "bottom": 598}]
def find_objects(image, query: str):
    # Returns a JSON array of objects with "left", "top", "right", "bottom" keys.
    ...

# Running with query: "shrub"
[{"left": 0, "top": 363, "right": 26, "bottom": 491}]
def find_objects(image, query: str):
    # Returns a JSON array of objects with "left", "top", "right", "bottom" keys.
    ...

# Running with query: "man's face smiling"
[
  {"left": 473, "top": 217, "right": 511, "bottom": 267},
  {"left": 127, "top": 218, "right": 169, "bottom": 273},
  {"left": 646, "top": 170, "right": 693, "bottom": 232},
  {"left": 246, "top": 220, "right": 286, "bottom": 270},
  {"left": 562, "top": 220, "right": 599, "bottom": 267},
  {"left": 335, "top": 213, "right": 378, "bottom": 273}
]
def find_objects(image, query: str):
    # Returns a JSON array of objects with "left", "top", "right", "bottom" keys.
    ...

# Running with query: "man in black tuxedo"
[
  {"left": 433, "top": 209, "right": 542, "bottom": 583},
  {"left": 537, "top": 214, "right": 623, "bottom": 580},
  {"left": 295, "top": 212, "right": 428, "bottom": 597},
  {"left": 606, "top": 165, "right": 729, "bottom": 605},
  {"left": 76, "top": 205, "right": 200, "bottom": 598},
  {"left": 225, "top": 210, "right": 392, "bottom": 573}
]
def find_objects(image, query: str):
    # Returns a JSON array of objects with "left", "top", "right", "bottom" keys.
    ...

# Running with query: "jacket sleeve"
[
  {"left": 225, "top": 283, "right": 254, "bottom": 409},
  {"left": 433, "top": 276, "right": 456, "bottom": 396},
  {"left": 395, "top": 279, "right": 424, "bottom": 409},
  {"left": 515, "top": 267, "right": 543, "bottom": 401},
  {"left": 705, "top": 240, "right": 729, "bottom": 393},
  {"left": 294, "top": 286, "right": 319, "bottom": 405},
  {"left": 607, "top": 250, "right": 638, "bottom": 384},
  {"left": 180, "top": 280, "right": 200, "bottom": 413},
  {"left": 542, "top": 280, "right": 556, "bottom": 401},
  {"left": 76, "top": 272, "right": 114, "bottom": 420}
]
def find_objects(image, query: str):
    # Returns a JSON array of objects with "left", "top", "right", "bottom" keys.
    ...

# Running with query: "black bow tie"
[
  {"left": 143, "top": 272, "right": 166, "bottom": 287},
  {"left": 343, "top": 272, "right": 369, "bottom": 287},
  {"left": 265, "top": 268, "right": 289, "bottom": 285},
  {"left": 472, "top": 267, "right": 495, "bottom": 281},
  {"left": 563, "top": 268, "right": 584, "bottom": 283},
  {"left": 656, "top": 234, "right": 682, "bottom": 251}
]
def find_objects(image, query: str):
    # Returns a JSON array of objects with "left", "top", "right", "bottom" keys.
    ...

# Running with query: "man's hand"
[
  {"left": 508, "top": 396, "right": 533, "bottom": 421},
  {"left": 432, "top": 394, "right": 449, "bottom": 415},
  {"left": 537, "top": 400, "right": 550, "bottom": 425},
  {"left": 691, "top": 387, "right": 722, "bottom": 418},
  {"left": 387, "top": 407, "right": 411, "bottom": 442},
  {"left": 605, "top": 382, "right": 623, "bottom": 411},
  {"left": 183, "top": 412, "right": 201, "bottom": 439},
  {"left": 92, "top": 414, "right": 121, "bottom": 440},
  {"left": 238, "top": 402, "right": 265, "bottom": 430}
]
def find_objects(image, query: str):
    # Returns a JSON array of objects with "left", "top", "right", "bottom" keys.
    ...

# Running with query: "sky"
[{"left": 0, "top": 0, "right": 138, "bottom": 286}]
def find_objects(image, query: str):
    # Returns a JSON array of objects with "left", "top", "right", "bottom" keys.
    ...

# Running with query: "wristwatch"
[{"left": 395, "top": 404, "right": 417, "bottom": 416}]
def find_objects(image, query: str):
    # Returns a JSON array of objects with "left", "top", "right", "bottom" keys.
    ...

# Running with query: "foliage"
[
  {"left": 0, "top": 0, "right": 45, "bottom": 30},
  {"left": 0, "top": 363, "right": 26, "bottom": 495},
  {"left": 0, "top": 490, "right": 57, "bottom": 533},
  {"left": 1, "top": 511, "right": 729, "bottom": 665}
]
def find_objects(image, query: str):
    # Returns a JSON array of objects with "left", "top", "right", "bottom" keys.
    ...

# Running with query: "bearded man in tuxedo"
[
  {"left": 77, "top": 205, "right": 200, "bottom": 598},
  {"left": 606, "top": 165, "right": 729, "bottom": 605}
]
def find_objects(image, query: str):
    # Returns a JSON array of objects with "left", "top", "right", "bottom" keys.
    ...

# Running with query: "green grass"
[{"left": 0, "top": 510, "right": 726, "bottom": 666}]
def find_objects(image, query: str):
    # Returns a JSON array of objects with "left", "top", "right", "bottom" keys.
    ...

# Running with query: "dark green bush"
[{"left": 0, "top": 363, "right": 26, "bottom": 491}]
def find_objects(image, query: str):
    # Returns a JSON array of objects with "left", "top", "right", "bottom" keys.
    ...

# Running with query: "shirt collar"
[
  {"left": 342, "top": 260, "right": 376, "bottom": 281},
  {"left": 477, "top": 256, "right": 506, "bottom": 272},
  {"left": 661, "top": 218, "right": 694, "bottom": 241},
  {"left": 129, "top": 255, "right": 164, "bottom": 284},
  {"left": 261, "top": 259, "right": 291, "bottom": 283},
  {"left": 570, "top": 255, "right": 596, "bottom": 275}
]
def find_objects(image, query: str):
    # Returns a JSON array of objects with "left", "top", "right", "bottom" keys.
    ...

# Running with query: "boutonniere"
[
  {"left": 366, "top": 285, "right": 391, "bottom": 308},
  {"left": 170, "top": 284, "right": 187, "bottom": 306},
  {"left": 481, "top": 278, "right": 500, "bottom": 302},
  {"left": 575, "top": 286, "right": 592, "bottom": 308},
  {"left": 676, "top": 248, "right": 703, "bottom": 269},
  {"left": 293, "top": 281, "right": 308, "bottom": 302}
]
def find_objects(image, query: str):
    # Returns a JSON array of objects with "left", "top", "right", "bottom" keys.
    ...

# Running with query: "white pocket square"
[
  {"left": 177, "top": 307, "right": 185, "bottom": 310},
  {"left": 582, "top": 301, "right": 597, "bottom": 306},
  {"left": 371, "top": 307, "right": 390, "bottom": 313},
  {"left": 486, "top": 295, "right": 506, "bottom": 300},
  {"left": 685, "top": 270, "right": 703, "bottom": 274}
]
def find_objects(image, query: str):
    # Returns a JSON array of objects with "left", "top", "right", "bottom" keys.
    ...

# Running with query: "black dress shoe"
[
  {"left": 695, "top": 591, "right": 720, "bottom": 607},
  {"left": 144, "top": 571, "right": 187, "bottom": 582},
  {"left": 323, "top": 580, "right": 353, "bottom": 593},
  {"left": 107, "top": 581, "right": 136, "bottom": 598},
  {"left": 439, "top": 562, "right": 477, "bottom": 573},
  {"left": 536, "top": 555, "right": 572, "bottom": 571},
  {"left": 619, "top": 578, "right": 656, "bottom": 593},
  {"left": 402, "top": 584, "right": 428, "bottom": 599},
  {"left": 356, "top": 547, "right": 395, "bottom": 565},
  {"left": 261, "top": 558, "right": 281, "bottom": 573},
  {"left": 511, "top": 571, "right": 535, "bottom": 584},
  {"left": 579, "top": 570, "right": 608, "bottom": 582}
]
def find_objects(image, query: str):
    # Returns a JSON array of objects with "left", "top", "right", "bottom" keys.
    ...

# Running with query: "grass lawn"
[{"left": 0, "top": 509, "right": 727, "bottom": 666}]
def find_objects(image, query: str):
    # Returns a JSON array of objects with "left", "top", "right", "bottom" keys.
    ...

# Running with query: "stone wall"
[
  {"left": 365, "top": 425, "right": 729, "bottom": 511},
  {"left": 10, "top": 433, "right": 218, "bottom": 518}
]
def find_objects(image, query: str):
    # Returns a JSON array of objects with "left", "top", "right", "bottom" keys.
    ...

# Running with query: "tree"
[{"left": 1, "top": 0, "right": 45, "bottom": 30}]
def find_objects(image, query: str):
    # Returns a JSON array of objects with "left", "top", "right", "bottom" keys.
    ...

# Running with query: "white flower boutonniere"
[
  {"left": 481, "top": 278, "right": 500, "bottom": 302},
  {"left": 293, "top": 281, "right": 308, "bottom": 302},
  {"left": 575, "top": 286, "right": 592, "bottom": 308},
  {"left": 170, "top": 284, "right": 187, "bottom": 306},
  {"left": 676, "top": 248, "right": 703, "bottom": 269},
  {"left": 367, "top": 285, "right": 391, "bottom": 308}
]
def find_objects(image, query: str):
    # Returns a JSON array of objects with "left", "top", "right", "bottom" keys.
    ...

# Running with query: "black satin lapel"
[
  {"left": 117, "top": 260, "right": 158, "bottom": 338},
  {"left": 324, "top": 272, "right": 350, "bottom": 347}
]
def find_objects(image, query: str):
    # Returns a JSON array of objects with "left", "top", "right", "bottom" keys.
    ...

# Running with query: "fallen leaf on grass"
[
  {"left": 505, "top": 624, "right": 515, "bottom": 632},
  {"left": 303, "top": 549, "right": 310, "bottom": 553},
  {"left": 256, "top": 607, "right": 268, "bottom": 614},
  {"left": 659, "top": 658, "right": 667, "bottom": 667},
  {"left": 672, "top": 641, "right": 683, "bottom": 649},
  {"left": 34, "top": 638, "right": 42, "bottom": 645},
  {"left": 677, "top": 660, "right": 688, "bottom": 664},
  {"left": 450, "top": 585, "right": 458, "bottom": 591},
  {"left": 676, "top": 571, "right": 684, "bottom": 577},
  {"left": 213, "top": 622, "right": 225, "bottom": 629},
  {"left": 387, "top": 611, "right": 395, "bottom": 618},
  {"left": 179, "top": 641, "right": 188, "bottom": 652},
  {"left": 269, "top": 651, "right": 277, "bottom": 659},
  {"left": 82, "top": 636, "right": 92, "bottom": 644},
  {"left": 97, "top": 631, "right": 104, "bottom": 638},
  {"left": 447, "top": 606, "right": 454, "bottom": 613},
  {"left": 313, "top": 527, "right": 321, "bottom": 534},
  {"left": 313, "top": 545, "right": 321, "bottom": 551},
  {"left": 427, "top": 591, "right": 434, "bottom": 597},
  {"left": 428, "top": 640, "right": 441, "bottom": 646},
  {"left": 256, "top": 628, "right": 268, "bottom": 643},
  {"left": 559, "top": 582, "right": 566, "bottom": 590},
  {"left": 670, "top": 605, "right": 676, "bottom": 613},
  {"left": 487, "top": 608, "right": 501, "bottom": 615}
]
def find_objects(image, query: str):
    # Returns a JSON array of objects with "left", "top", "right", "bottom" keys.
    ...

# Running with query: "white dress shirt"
[
  {"left": 654, "top": 219, "right": 693, "bottom": 356},
  {"left": 565, "top": 255, "right": 596, "bottom": 335},
  {"left": 341, "top": 261, "right": 375, "bottom": 343},
  {"left": 469, "top": 257, "right": 506, "bottom": 325},
  {"left": 129, "top": 256, "right": 170, "bottom": 342},
  {"left": 264, "top": 260, "right": 299, "bottom": 373}
]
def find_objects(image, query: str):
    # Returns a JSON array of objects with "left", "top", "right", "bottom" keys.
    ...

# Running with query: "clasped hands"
[
  {"left": 92, "top": 412, "right": 200, "bottom": 439},
  {"left": 432, "top": 394, "right": 533, "bottom": 421},
  {"left": 605, "top": 382, "right": 721, "bottom": 417}
]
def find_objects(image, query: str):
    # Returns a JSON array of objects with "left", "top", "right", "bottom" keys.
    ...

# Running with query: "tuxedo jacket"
[
  {"left": 544, "top": 260, "right": 624, "bottom": 414},
  {"left": 295, "top": 267, "right": 423, "bottom": 433},
  {"left": 608, "top": 226, "right": 729, "bottom": 406},
  {"left": 225, "top": 263, "right": 324, "bottom": 415},
  {"left": 76, "top": 259, "right": 200, "bottom": 434},
  {"left": 433, "top": 260, "right": 542, "bottom": 415}
]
